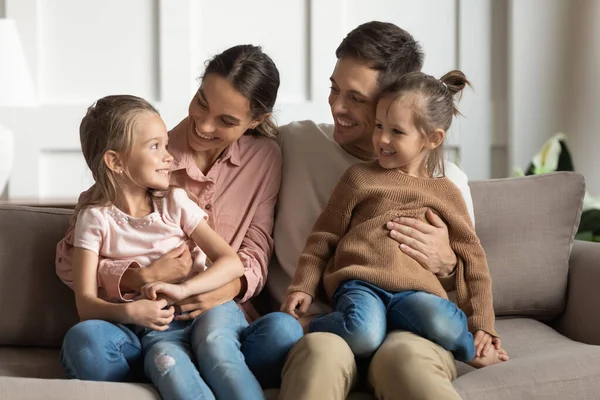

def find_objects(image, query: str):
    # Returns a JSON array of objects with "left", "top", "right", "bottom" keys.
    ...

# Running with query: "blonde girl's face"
[
  {"left": 372, "top": 95, "right": 430, "bottom": 177},
  {"left": 123, "top": 112, "right": 173, "bottom": 190}
]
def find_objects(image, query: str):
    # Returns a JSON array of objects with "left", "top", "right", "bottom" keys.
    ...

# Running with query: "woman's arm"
[
  {"left": 235, "top": 190, "right": 278, "bottom": 302},
  {"left": 172, "top": 144, "right": 281, "bottom": 318},
  {"left": 142, "top": 220, "right": 243, "bottom": 302},
  {"left": 168, "top": 203, "right": 271, "bottom": 318},
  {"left": 119, "top": 244, "right": 193, "bottom": 291}
]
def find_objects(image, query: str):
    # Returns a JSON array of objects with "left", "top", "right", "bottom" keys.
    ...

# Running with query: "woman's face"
[{"left": 187, "top": 73, "right": 260, "bottom": 153}]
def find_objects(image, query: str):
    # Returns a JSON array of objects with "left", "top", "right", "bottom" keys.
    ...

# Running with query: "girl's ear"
[
  {"left": 103, "top": 150, "right": 124, "bottom": 174},
  {"left": 428, "top": 128, "right": 446, "bottom": 149}
]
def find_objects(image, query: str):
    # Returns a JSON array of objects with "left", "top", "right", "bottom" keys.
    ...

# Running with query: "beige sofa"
[{"left": 1, "top": 172, "right": 600, "bottom": 400}]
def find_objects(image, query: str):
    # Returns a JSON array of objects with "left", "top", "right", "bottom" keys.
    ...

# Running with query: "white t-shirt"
[{"left": 268, "top": 120, "right": 474, "bottom": 312}]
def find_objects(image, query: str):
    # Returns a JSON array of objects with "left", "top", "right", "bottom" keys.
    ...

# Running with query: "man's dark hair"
[{"left": 336, "top": 21, "right": 424, "bottom": 89}]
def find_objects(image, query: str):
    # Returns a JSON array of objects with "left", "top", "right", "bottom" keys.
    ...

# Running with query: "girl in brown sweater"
[{"left": 283, "top": 70, "right": 508, "bottom": 367}]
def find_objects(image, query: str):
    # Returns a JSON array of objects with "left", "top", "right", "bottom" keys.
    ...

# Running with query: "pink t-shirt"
[
  {"left": 68, "top": 188, "right": 207, "bottom": 300},
  {"left": 75, "top": 188, "right": 207, "bottom": 271}
]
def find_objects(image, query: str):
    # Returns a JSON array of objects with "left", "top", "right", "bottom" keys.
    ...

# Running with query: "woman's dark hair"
[{"left": 203, "top": 44, "right": 280, "bottom": 138}]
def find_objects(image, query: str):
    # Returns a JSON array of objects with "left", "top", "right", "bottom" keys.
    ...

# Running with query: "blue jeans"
[
  {"left": 310, "top": 280, "right": 475, "bottom": 362},
  {"left": 61, "top": 301, "right": 302, "bottom": 399}
]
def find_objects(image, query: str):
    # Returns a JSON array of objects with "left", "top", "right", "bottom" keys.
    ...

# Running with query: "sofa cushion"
[
  {"left": 453, "top": 318, "right": 600, "bottom": 399},
  {"left": 0, "top": 347, "right": 65, "bottom": 379},
  {"left": 0, "top": 377, "right": 159, "bottom": 400},
  {"left": 469, "top": 172, "right": 584, "bottom": 319},
  {"left": 0, "top": 206, "right": 78, "bottom": 347}
]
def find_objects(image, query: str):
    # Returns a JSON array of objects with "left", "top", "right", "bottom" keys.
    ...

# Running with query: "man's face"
[{"left": 328, "top": 57, "right": 380, "bottom": 152}]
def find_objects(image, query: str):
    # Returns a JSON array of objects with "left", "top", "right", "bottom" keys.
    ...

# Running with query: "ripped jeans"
[
  {"left": 61, "top": 301, "right": 303, "bottom": 400},
  {"left": 139, "top": 300, "right": 263, "bottom": 400}
]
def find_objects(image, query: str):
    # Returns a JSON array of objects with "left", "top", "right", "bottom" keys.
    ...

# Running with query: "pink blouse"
[{"left": 56, "top": 117, "right": 282, "bottom": 318}]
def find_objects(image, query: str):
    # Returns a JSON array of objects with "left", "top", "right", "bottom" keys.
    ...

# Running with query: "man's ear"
[
  {"left": 103, "top": 150, "right": 124, "bottom": 174},
  {"left": 428, "top": 128, "right": 446, "bottom": 149}
]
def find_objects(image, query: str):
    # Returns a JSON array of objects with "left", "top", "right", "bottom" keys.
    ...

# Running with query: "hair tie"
[{"left": 441, "top": 81, "right": 448, "bottom": 89}]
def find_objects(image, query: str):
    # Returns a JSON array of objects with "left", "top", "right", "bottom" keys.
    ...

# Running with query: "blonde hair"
[
  {"left": 380, "top": 70, "right": 471, "bottom": 177},
  {"left": 72, "top": 95, "right": 159, "bottom": 225}
]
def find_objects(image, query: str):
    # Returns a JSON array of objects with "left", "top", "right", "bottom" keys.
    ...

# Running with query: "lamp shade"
[{"left": 0, "top": 19, "right": 36, "bottom": 106}]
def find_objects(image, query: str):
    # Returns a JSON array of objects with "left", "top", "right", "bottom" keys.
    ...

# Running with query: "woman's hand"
[
  {"left": 126, "top": 299, "right": 174, "bottom": 331},
  {"left": 386, "top": 209, "right": 457, "bottom": 276},
  {"left": 142, "top": 282, "right": 189, "bottom": 303},
  {"left": 282, "top": 292, "right": 313, "bottom": 319},
  {"left": 174, "top": 278, "right": 242, "bottom": 321},
  {"left": 121, "top": 244, "right": 193, "bottom": 291}
]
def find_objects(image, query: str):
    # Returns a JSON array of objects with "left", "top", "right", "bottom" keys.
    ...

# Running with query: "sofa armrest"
[{"left": 555, "top": 240, "right": 600, "bottom": 345}]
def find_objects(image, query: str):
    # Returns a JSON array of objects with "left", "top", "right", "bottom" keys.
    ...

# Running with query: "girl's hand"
[
  {"left": 142, "top": 282, "right": 188, "bottom": 303},
  {"left": 126, "top": 299, "right": 174, "bottom": 331},
  {"left": 282, "top": 292, "right": 313, "bottom": 319},
  {"left": 492, "top": 336, "right": 502, "bottom": 351},
  {"left": 474, "top": 330, "right": 494, "bottom": 357}
]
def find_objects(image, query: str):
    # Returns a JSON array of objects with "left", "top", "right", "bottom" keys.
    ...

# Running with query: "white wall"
[
  {"left": 566, "top": 0, "right": 600, "bottom": 194},
  {"left": 2, "top": 0, "right": 598, "bottom": 201},
  {"left": 508, "top": 0, "right": 570, "bottom": 176},
  {"left": 507, "top": 0, "right": 600, "bottom": 193},
  {"left": 490, "top": 0, "right": 509, "bottom": 179},
  {"left": 0, "top": 0, "right": 497, "bottom": 200}
]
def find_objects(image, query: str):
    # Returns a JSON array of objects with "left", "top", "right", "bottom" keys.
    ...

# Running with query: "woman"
[{"left": 56, "top": 44, "right": 302, "bottom": 395}]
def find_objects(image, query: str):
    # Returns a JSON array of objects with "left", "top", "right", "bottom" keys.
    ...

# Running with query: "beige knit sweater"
[{"left": 288, "top": 161, "right": 497, "bottom": 337}]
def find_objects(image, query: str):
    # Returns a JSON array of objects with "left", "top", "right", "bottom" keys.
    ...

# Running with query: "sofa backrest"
[
  {"left": 0, "top": 205, "right": 78, "bottom": 347},
  {"left": 469, "top": 172, "right": 585, "bottom": 320}
]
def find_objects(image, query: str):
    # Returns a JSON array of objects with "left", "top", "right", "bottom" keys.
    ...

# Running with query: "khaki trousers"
[{"left": 278, "top": 331, "right": 460, "bottom": 400}]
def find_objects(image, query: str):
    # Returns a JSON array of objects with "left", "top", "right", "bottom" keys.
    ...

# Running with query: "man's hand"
[
  {"left": 173, "top": 278, "right": 242, "bottom": 321},
  {"left": 282, "top": 291, "right": 313, "bottom": 319},
  {"left": 121, "top": 244, "right": 193, "bottom": 291},
  {"left": 386, "top": 209, "right": 457, "bottom": 277}
]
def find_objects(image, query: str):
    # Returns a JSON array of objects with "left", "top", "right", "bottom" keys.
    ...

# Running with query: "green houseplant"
[{"left": 514, "top": 133, "right": 600, "bottom": 242}]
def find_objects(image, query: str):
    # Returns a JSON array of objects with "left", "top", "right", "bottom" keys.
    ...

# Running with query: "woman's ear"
[
  {"left": 250, "top": 113, "right": 270, "bottom": 129},
  {"left": 103, "top": 150, "right": 124, "bottom": 174},
  {"left": 428, "top": 129, "right": 446, "bottom": 149}
]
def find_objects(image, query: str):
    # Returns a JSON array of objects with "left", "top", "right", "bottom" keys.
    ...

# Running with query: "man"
[{"left": 270, "top": 21, "right": 471, "bottom": 400}]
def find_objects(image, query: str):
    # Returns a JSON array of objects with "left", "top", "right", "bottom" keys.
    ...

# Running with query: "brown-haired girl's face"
[
  {"left": 187, "top": 74, "right": 259, "bottom": 153},
  {"left": 372, "top": 95, "right": 429, "bottom": 177},
  {"left": 123, "top": 112, "right": 173, "bottom": 190}
]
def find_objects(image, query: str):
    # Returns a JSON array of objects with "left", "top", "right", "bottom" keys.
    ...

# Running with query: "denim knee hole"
[{"left": 154, "top": 353, "right": 176, "bottom": 375}]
